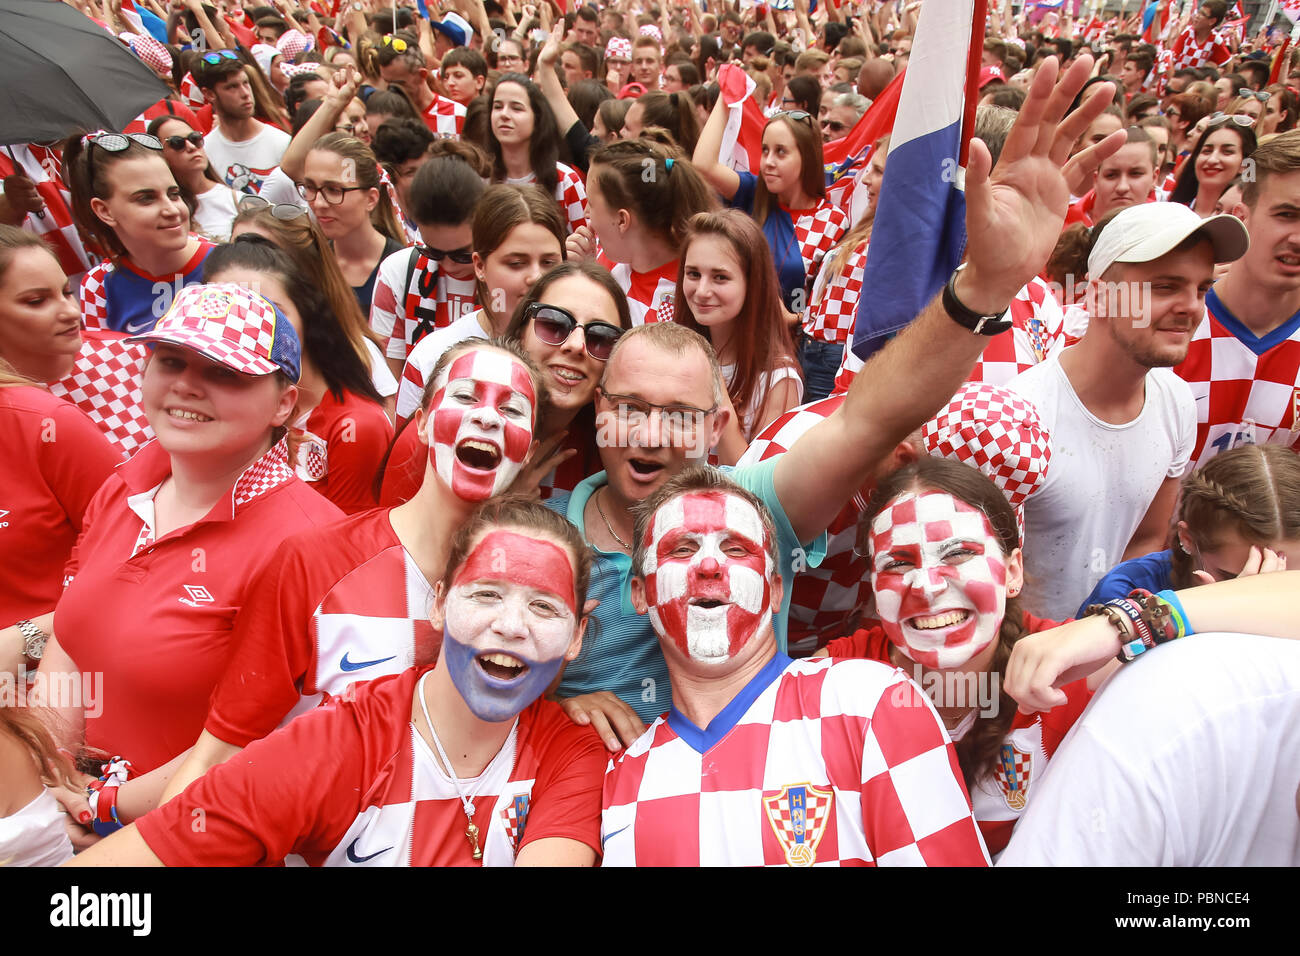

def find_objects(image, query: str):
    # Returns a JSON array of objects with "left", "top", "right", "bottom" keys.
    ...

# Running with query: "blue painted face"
[{"left": 442, "top": 631, "right": 568, "bottom": 723}]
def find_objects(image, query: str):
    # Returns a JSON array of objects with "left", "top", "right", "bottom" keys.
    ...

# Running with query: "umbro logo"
[{"left": 179, "top": 585, "right": 214, "bottom": 607}]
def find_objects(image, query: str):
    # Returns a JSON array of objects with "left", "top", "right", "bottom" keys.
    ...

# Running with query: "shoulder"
[
  {"left": 519, "top": 698, "right": 606, "bottom": 767},
  {"left": 248, "top": 475, "right": 346, "bottom": 528},
  {"left": 1146, "top": 367, "right": 1196, "bottom": 412}
]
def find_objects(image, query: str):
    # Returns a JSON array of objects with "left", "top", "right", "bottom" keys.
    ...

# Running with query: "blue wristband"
[{"left": 1155, "top": 589, "right": 1194, "bottom": 638}]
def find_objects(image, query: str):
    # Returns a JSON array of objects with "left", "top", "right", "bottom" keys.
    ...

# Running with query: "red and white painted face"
[
  {"left": 868, "top": 491, "right": 1008, "bottom": 669},
  {"left": 640, "top": 491, "right": 774, "bottom": 663},
  {"left": 428, "top": 349, "right": 536, "bottom": 502}
]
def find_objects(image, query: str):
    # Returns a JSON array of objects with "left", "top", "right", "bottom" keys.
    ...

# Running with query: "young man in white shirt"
[
  {"left": 1008, "top": 203, "right": 1248, "bottom": 619},
  {"left": 196, "top": 55, "right": 290, "bottom": 194}
]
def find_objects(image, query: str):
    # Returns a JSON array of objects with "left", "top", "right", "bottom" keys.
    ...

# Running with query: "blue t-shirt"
[
  {"left": 730, "top": 171, "right": 809, "bottom": 314},
  {"left": 93, "top": 243, "right": 213, "bottom": 334},
  {"left": 1076, "top": 550, "right": 1175, "bottom": 618},
  {"left": 549, "top": 458, "right": 827, "bottom": 723}
]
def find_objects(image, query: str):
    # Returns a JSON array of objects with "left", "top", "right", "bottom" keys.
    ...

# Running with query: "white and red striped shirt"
[
  {"left": 369, "top": 247, "right": 478, "bottom": 366},
  {"left": 138, "top": 668, "right": 606, "bottom": 866},
  {"left": 601, "top": 653, "right": 989, "bottom": 866},
  {"left": 1175, "top": 288, "right": 1300, "bottom": 467},
  {"left": 421, "top": 94, "right": 467, "bottom": 140},
  {"left": 600, "top": 255, "right": 678, "bottom": 326},
  {"left": 505, "top": 163, "right": 588, "bottom": 236}
]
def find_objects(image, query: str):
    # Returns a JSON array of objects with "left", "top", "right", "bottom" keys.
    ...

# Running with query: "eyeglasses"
[
  {"left": 163, "top": 131, "right": 204, "bottom": 151},
  {"left": 200, "top": 49, "right": 241, "bottom": 65},
  {"left": 1238, "top": 88, "right": 1270, "bottom": 102},
  {"left": 238, "top": 194, "right": 308, "bottom": 220},
  {"left": 821, "top": 119, "right": 850, "bottom": 133},
  {"left": 382, "top": 35, "right": 409, "bottom": 53},
  {"left": 527, "top": 303, "right": 624, "bottom": 361},
  {"left": 776, "top": 110, "right": 814, "bottom": 127},
  {"left": 497, "top": 53, "right": 524, "bottom": 65},
  {"left": 596, "top": 387, "right": 718, "bottom": 439},
  {"left": 295, "top": 181, "right": 367, "bottom": 204},
  {"left": 82, "top": 131, "right": 162, "bottom": 152},
  {"left": 417, "top": 244, "right": 474, "bottom": 265}
]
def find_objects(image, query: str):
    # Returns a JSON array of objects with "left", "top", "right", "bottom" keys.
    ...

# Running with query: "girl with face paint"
[
  {"left": 162, "top": 342, "right": 548, "bottom": 804},
  {"left": 75, "top": 498, "right": 608, "bottom": 867}
]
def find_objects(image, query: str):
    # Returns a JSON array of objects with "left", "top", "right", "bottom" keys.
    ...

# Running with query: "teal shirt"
[{"left": 547, "top": 459, "right": 827, "bottom": 723}]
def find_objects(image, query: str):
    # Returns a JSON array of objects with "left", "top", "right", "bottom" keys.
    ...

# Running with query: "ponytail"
[{"left": 589, "top": 138, "right": 717, "bottom": 248}]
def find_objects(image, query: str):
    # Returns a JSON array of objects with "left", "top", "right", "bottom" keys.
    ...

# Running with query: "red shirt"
[
  {"left": 54, "top": 439, "right": 343, "bottom": 773},
  {"left": 0, "top": 387, "right": 120, "bottom": 623},
  {"left": 138, "top": 667, "right": 606, "bottom": 866},
  {"left": 206, "top": 509, "right": 439, "bottom": 748},
  {"left": 296, "top": 389, "right": 393, "bottom": 514}
]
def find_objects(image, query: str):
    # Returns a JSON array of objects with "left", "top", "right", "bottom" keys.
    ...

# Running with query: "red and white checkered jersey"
[
  {"left": 1168, "top": 26, "right": 1231, "bottom": 72},
  {"left": 0, "top": 144, "right": 93, "bottom": 281},
  {"left": 792, "top": 201, "right": 850, "bottom": 332},
  {"left": 600, "top": 255, "right": 678, "bottom": 326},
  {"left": 737, "top": 395, "right": 869, "bottom": 656},
  {"left": 804, "top": 238, "right": 868, "bottom": 346},
  {"left": 831, "top": 277, "right": 1065, "bottom": 393},
  {"left": 48, "top": 329, "right": 152, "bottom": 458},
  {"left": 1175, "top": 289, "right": 1300, "bottom": 467},
  {"left": 506, "top": 163, "right": 588, "bottom": 236},
  {"left": 601, "top": 654, "right": 989, "bottom": 866},
  {"left": 820, "top": 620, "right": 1090, "bottom": 857},
  {"left": 139, "top": 668, "right": 606, "bottom": 866},
  {"left": 421, "top": 94, "right": 467, "bottom": 139},
  {"left": 370, "top": 247, "right": 478, "bottom": 365},
  {"left": 205, "top": 508, "right": 439, "bottom": 748}
]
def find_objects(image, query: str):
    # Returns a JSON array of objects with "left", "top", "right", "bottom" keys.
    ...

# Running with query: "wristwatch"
[
  {"left": 942, "top": 264, "right": 1013, "bottom": 336},
  {"left": 16, "top": 619, "right": 49, "bottom": 661}
]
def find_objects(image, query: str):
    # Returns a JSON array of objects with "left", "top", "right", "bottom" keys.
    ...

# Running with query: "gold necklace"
[{"left": 594, "top": 486, "right": 631, "bottom": 551}]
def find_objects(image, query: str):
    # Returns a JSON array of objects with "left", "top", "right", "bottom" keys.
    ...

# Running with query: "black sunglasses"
[
  {"left": 526, "top": 302, "right": 624, "bottom": 361},
  {"left": 417, "top": 244, "right": 474, "bottom": 265},
  {"left": 163, "top": 131, "right": 204, "bottom": 151}
]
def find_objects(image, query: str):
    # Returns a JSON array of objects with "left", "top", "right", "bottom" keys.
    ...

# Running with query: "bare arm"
[
  {"left": 692, "top": 87, "right": 742, "bottom": 200},
  {"left": 279, "top": 65, "right": 360, "bottom": 181},
  {"left": 774, "top": 56, "right": 1124, "bottom": 544},
  {"left": 1, "top": 610, "right": 54, "bottom": 676},
  {"left": 1122, "top": 473, "right": 1180, "bottom": 562},
  {"left": 184, "top": 0, "right": 229, "bottom": 52},
  {"left": 64, "top": 823, "right": 165, "bottom": 866},
  {"left": 514, "top": 837, "right": 597, "bottom": 865},
  {"left": 160, "top": 730, "right": 242, "bottom": 803},
  {"left": 537, "top": 22, "right": 581, "bottom": 133}
]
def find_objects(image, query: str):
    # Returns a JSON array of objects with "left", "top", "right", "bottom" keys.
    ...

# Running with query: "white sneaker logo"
[{"left": 179, "top": 585, "right": 214, "bottom": 607}]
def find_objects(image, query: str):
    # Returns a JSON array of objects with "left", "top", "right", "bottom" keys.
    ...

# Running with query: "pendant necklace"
[
  {"left": 417, "top": 672, "right": 517, "bottom": 862},
  {"left": 595, "top": 486, "right": 631, "bottom": 551}
]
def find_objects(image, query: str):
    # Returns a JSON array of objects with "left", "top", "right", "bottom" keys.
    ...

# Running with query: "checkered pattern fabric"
[
  {"left": 804, "top": 239, "right": 868, "bottom": 345},
  {"left": 370, "top": 249, "right": 478, "bottom": 364},
  {"left": 793, "top": 202, "right": 849, "bottom": 318},
  {"left": 280, "top": 61, "right": 321, "bottom": 79},
  {"left": 638, "top": 24, "right": 663, "bottom": 42},
  {"left": 1175, "top": 290, "right": 1300, "bottom": 468},
  {"left": 137, "top": 285, "right": 285, "bottom": 377},
  {"left": 737, "top": 396, "right": 868, "bottom": 655},
  {"left": 179, "top": 72, "right": 204, "bottom": 108},
  {"left": 922, "top": 381, "right": 1052, "bottom": 543},
  {"left": 49, "top": 330, "right": 152, "bottom": 457},
  {"left": 121, "top": 31, "right": 173, "bottom": 75},
  {"left": 601, "top": 656, "right": 989, "bottom": 866},
  {"left": 831, "top": 277, "right": 1065, "bottom": 394},
  {"left": 232, "top": 438, "right": 295, "bottom": 507},
  {"left": 554, "top": 163, "right": 589, "bottom": 236},
  {"left": 606, "top": 37, "right": 632, "bottom": 60},
  {"left": 276, "top": 29, "right": 313, "bottom": 59},
  {"left": 605, "top": 258, "right": 678, "bottom": 326},
  {"left": 295, "top": 430, "right": 329, "bottom": 482},
  {"left": 1168, "top": 26, "right": 1231, "bottom": 72},
  {"left": 500, "top": 793, "right": 530, "bottom": 852},
  {"left": 0, "top": 145, "right": 93, "bottom": 280},
  {"left": 421, "top": 94, "right": 467, "bottom": 139},
  {"left": 79, "top": 262, "right": 112, "bottom": 331}
]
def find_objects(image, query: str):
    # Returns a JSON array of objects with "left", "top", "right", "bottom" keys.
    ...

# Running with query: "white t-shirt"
[
  {"left": 999, "top": 632, "right": 1300, "bottom": 866},
  {"left": 1008, "top": 351, "right": 1196, "bottom": 619},
  {"left": 720, "top": 362, "right": 804, "bottom": 438},
  {"left": 0, "top": 788, "right": 75, "bottom": 867},
  {"left": 205, "top": 122, "right": 292, "bottom": 193},
  {"left": 255, "top": 166, "right": 309, "bottom": 210},
  {"left": 192, "top": 183, "right": 241, "bottom": 241},
  {"left": 364, "top": 338, "right": 398, "bottom": 399},
  {"left": 395, "top": 310, "right": 489, "bottom": 425}
]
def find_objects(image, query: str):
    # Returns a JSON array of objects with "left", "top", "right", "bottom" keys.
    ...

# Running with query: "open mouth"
[
  {"left": 457, "top": 439, "right": 502, "bottom": 471},
  {"left": 690, "top": 598, "right": 727, "bottom": 610},
  {"left": 167, "top": 407, "right": 212, "bottom": 422},
  {"left": 551, "top": 365, "right": 584, "bottom": 387},
  {"left": 477, "top": 652, "right": 527, "bottom": 682},
  {"left": 908, "top": 609, "right": 971, "bottom": 631},
  {"left": 628, "top": 457, "right": 664, "bottom": 479}
]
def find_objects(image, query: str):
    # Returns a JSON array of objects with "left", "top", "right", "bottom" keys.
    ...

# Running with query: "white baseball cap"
[{"left": 1086, "top": 202, "right": 1249, "bottom": 279}]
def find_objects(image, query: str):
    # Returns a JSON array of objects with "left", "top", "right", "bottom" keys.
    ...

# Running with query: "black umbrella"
[{"left": 0, "top": 0, "right": 172, "bottom": 146}]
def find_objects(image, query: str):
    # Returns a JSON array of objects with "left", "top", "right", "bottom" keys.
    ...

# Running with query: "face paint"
[
  {"left": 868, "top": 491, "right": 1008, "bottom": 670},
  {"left": 442, "top": 530, "right": 578, "bottom": 722},
  {"left": 641, "top": 491, "right": 774, "bottom": 663},
  {"left": 429, "top": 349, "right": 536, "bottom": 502}
]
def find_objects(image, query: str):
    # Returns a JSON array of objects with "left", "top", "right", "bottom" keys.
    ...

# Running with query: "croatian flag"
[
  {"left": 1283, "top": 0, "right": 1300, "bottom": 24},
  {"left": 716, "top": 63, "right": 766, "bottom": 173},
  {"left": 850, "top": 0, "right": 985, "bottom": 360},
  {"left": 118, "top": 0, "right": 146, "bottom": 35}
]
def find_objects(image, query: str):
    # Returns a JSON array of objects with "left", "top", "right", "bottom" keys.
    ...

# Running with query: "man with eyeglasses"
[
  {"left": 196, "top": 52, "right": 290, "bottom": 193},
  {"left": 553, "top": 57, "right": 1131, "bottom": 752},
  {"left": 821, "top": 93, "right": 867, "bottom": 145}
]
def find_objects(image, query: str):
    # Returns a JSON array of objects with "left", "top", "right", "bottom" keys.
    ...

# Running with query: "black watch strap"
[{"left": 942, "top": 266, "right": 1014, "bottom": 336}]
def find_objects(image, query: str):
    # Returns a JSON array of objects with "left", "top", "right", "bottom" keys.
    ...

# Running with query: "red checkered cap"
[
  {"left": 122, "top": 32, "right": 173, "bottom": 75},
  {"left": 277, "top": 29, "right": 313, "bottom": 59},
  {"left": 606, "top": 37, "right": 632, "bottom": 61},
  {"left": 128, "top": 284, "right": 302, "bottom": 381},
  {"left": 922, "top": 382, "right": 1051, "bottom": 538},
  {"left": 280, "top": 61, "right": 322, "bottom": 79},
  {"left": 639, "top": 24, "right": 663, "bottom": 43}
]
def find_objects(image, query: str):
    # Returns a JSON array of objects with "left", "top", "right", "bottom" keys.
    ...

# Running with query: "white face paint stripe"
[
  {"left": 728, "top": 566, "right": 764, "bottom": 614},
  {"left": 471, "top": 348, "right": 517, "bottom": 389},
  {"left": 685, "top": 605, "right": 731, "bottom": 660},
  {"left": 723, "top": 495, "right": 764, "bottom": 549},
  {"left": 650, "top": 495, "right": 687, "bottom": 554},
  {"left": 654, "top": 561, "right": 689, "bottom": 602}
]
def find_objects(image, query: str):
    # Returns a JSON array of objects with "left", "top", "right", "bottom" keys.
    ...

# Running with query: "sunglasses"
[
  {"left": 382, "top": 35, "right": 409, "bottom": 53},
  {"left": 201, "top": 49, "right": 241, "bottom": 65},
  {"left": 238, "top": 194, "right": 308, "bottom": 220},
  {"left": 1207, "top": 112, "right": 1255, "bottom": 128},
  {"left": 163, "top": 131, "right": 204, "bottom": 151},
  {"left": 82, "top": 131, "right": 162, "bottom": 152},
  {"left": 776, "top": 110, "right": 814, "bottom": 127},
  {"left": 417, "top": 244, "right": 474, "bottom": 265},
  {"left": 821, "top": 119, "right": 850, "bottom": 133},
  {"left": 1238, "top": 88, "right": 1270, "bottom": 102},
  {"left": 527, "top": 303, "right": 624, "bottom": 361}
]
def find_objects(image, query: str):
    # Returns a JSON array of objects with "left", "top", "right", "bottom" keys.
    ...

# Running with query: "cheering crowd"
[{"left": 2, "top": 0, "right": 1299, "bottom": 869}]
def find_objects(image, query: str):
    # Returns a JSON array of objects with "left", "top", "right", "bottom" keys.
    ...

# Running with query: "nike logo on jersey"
[
  {"left": 340, "top": 651, "right": 397, "bottom": 672},
  {"left": 602, "top": 825, "right": 630, "bottom": 847},
  {"left": 345, "top": 838, "right": 392, "bottom": 864},
  {"left": 124, "top": 318, "right": 155, "bottom": 334}
]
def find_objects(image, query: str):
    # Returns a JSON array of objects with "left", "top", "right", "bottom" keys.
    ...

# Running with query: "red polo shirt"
[
  {"left": 53, "top": 438, "right": 343, "bottom": 773},
  {"left": 0, "top": 387, "right": 120, "bottom": 624},
  {"left": 297, "top": 388, "right": 393, "bottom": 515}
]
